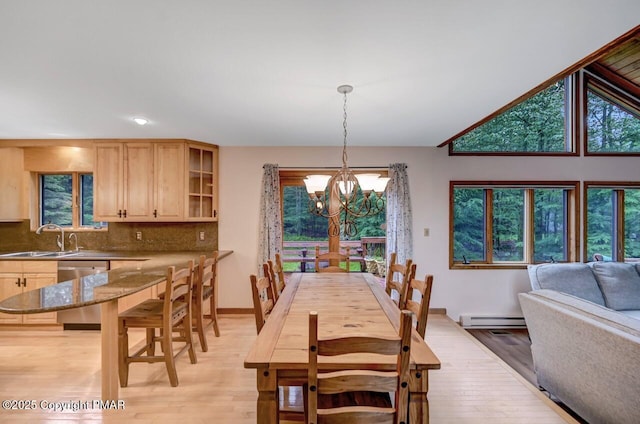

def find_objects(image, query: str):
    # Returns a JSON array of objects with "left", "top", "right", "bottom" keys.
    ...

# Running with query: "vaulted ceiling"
[
  {"left": 596, "top": 35, "right": 640, "bottom": 89},
  {"left": 1, "top": 1, "right": 639, "bottom": 147}
]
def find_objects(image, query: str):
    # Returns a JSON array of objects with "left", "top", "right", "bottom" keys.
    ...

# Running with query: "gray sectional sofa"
[{"left": 519, "top": 262, "right": 640, "bottom": 424}]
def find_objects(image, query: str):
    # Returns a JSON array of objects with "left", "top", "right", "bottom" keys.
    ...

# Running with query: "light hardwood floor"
[{"left": 0, "top": 314, "right": 578, "bottom": 423}]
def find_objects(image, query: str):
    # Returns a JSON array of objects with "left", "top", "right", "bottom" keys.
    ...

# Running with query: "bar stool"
[
  {"left": 118, "top": 260, "right": 197, "bottom": 387},
  {"left": 193, "top": 251, "right": 220, "bottom": 352}
]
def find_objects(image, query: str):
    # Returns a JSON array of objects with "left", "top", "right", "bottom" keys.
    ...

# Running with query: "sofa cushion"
[
  {"left": 621, "top": 310, "right": 640, "bottom": 320},
  {"left": 526, "top": 289, "right": 640, "bottom": 337},
  {"left": 527, "top": 263, "right": 605, "bottom": 306},
  {"left": 591, "top": 262, "right": 640, "bottom": 310}
]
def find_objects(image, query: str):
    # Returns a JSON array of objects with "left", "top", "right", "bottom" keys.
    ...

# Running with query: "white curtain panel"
[
  {"left": 385, "top": 163, "right": 413, "bottom": 265},
  {"left": 257, "top": 164, "right": 282, "bottom": 274}
]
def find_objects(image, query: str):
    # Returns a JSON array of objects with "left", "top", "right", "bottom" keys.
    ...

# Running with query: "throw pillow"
[
  {"left": 527, "top": 263, "right": 605, "bottom": 306},
  {"left": 591, "top": 262, "right": 640, "bottom": 310}
]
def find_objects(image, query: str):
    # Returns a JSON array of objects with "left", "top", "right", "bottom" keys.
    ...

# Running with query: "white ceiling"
[{"left": 1, "top": 1, "right": 639, "bottom": 147}]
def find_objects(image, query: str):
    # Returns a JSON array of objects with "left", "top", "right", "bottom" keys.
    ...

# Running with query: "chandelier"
[{"left": 303, "top": 85, "right": 389, "bottom": 238}]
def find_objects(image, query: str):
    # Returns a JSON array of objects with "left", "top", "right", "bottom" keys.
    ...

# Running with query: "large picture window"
[
  {"left": 279, "top": 170, "right": 387, "bottom": 272},
  {"left": 585, "top": 183, "right": 640, "bottom": 262},
  {"left": 40, "top": 173, "right": 106, "bottom": 229},
  {"left": 451, "top": 181, "right": 578, "bottom": 268}
]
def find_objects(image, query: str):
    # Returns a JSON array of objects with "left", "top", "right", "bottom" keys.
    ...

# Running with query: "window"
[
  {"left": 40, "top": 173, "right": 106, "bottom": 229},
  {"left": 279, "top": 170, "right": 387, "bottom": 271},
  {"left": 585, "top": 74, "right": 640, "bottom": 154},
  {"left": 450, "top": 181, "right": 578, "bottom": 268},
  {"left": 450, "top": 77, "right": 573, "bottom": 154},
  {"left": 585, "top": 183, "right": 640, "bottom": 262}
]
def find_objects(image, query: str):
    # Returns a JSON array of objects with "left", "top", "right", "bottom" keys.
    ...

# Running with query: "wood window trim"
[
  {"left": 582, "top": 181, "right": 640, "bottom": 262},
  {"left": 582, "top": 70, "right": 640, "bottom": 156},
  {"left": 279, "top": 168, "right": 388, "bottom": 253},
  {"left": 446, "top": 75, "right": 579, "bottom": 157},
  {"left": 37, "top": 172, "right": 105, "bottom": 232},
  {"left": 450, "top": 180, "right": 579, "bottom": 269}
]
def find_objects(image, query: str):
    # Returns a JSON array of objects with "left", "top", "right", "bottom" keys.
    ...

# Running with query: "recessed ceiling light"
[{"left": 133, "top": 117, "right": 148, "bottom": 125}]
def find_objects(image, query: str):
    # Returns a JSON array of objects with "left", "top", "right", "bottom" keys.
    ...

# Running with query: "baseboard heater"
[{"left": 459, "top": 315, "right": 526, "bottom": 328}]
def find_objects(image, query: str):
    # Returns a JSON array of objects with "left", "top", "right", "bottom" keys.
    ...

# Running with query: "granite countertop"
[
  {"left": 0, "top": 250, "right": 232, "bottom": 314},
  {"left": 0, "top": 250, "right": 160, "bottom": 261}
]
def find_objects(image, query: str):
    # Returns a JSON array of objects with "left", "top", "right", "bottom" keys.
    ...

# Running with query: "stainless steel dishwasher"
[{"left": 57, "top": 260, "right": 109, "bottom": 329}]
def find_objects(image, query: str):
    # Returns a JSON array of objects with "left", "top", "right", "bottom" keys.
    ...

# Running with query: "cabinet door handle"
[
  {"left": 118, "top": 210, "right": 122, "bottom": 218},
  {"left": 153, "top": 209, "right": 157, "bottom": 218},
  {"left": 15, "top": 278, "right": 21, "bottom": 287},
  {"left": 21, "top": 278, "right": 27, "bottom": 287},
  {"left": 214, "top": 210, "right": 217, "bottom": 218},
  {"left": 123, "top": 209, "right": 127, "bottom": 218}
]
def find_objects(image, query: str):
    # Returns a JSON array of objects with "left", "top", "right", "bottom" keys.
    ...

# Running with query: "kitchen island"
[{"left": 0, "top": 250, "right": 232, "bottom": 400}]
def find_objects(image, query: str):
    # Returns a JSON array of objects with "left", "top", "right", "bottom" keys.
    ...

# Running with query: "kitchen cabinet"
[
  {"left": 0, "top": 261, "right": 57, "bottom": 325},
  {"left": 0, "top": 148, "right": 24, "bottom": 221},
  {"left": 94, "top": 140, "right": 217, "bottom": 222},
  {"left": 94, "top": 142, "right": 154, "bottom": 221},
  {"left": 187, "top": 143, "right": 218, "bottom": 221}
]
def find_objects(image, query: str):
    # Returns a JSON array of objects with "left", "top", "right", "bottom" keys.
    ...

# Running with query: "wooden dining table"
[{"left": 244, "top": 272, "right": 441, "bottom": 423}]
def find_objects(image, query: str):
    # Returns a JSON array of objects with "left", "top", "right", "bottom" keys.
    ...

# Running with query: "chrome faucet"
[
  {"left": 35, "top": 223, "right": 65, "bottom": 251},
  {"left": 68, "top": 233, "right": 79, "bottom": 252}
]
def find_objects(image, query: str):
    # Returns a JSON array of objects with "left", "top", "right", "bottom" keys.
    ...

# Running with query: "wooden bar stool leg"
[
  {"left": 210, "top": 296, "right": 220, "bottom": 337},
  {"left": 146, "top": 328, "right": 156, "bottom": 356},
  {"left": 118, "top": 320, "right": 129, "bottom": 387},
  {"left": 186, "top": 312, "right": 198, "bottom": 364},
  {"left": 194, "top": 301, "right": 208, "bottom": 352},
  {"left": 163, "top": 325, "right": 179, "bottom": 387}
]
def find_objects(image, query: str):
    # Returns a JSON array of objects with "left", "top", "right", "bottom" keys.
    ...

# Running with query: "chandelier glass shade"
[{"left": 303, "top": 85, "right": 389, "bottom": 237}]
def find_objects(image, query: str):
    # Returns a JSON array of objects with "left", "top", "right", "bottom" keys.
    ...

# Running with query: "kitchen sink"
[
  {"left": 0, "top": 251, "right": 56, "bottom": 257},
  {"left": 0, "top": 250, "right": 79, "bottom": 258}
]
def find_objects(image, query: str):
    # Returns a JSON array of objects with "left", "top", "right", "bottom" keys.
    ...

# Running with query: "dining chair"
[
  {"left": 274, "top": 252, "right": 287, "bottom": 292},
  {"left": 193, "top": 251, "right": 220, "bottom": 352},
  {"left": 403, "top": 265, "right": 434, "bottom": 339},
  {"left": 118, "top": 260, "right": 197, "bottom": 387},
  {"left": 266, "top": 258, "right": 285, "bottom": 302},
  {"left": 385, "top": 252, "right": 414, "bottom": 307},
  {"left": 249, "top": 263, "right": 276, "bottom": 334},
  {"left": 307, "top": 309, "right": 413, "bottom": 424},
  {"left": 314, "top": 245, "right": 350, "bottom": 273}
]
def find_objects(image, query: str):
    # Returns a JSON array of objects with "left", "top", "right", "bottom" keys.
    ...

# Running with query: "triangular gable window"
[
  {"left": 586, "top": 76, "right": 640, "bottom": 154},
  {"left": 451, "top": 77, "right": 572, "bottom": 154}
]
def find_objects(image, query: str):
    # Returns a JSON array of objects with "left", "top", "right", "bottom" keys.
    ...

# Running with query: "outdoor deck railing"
[{"left": 281, "top": 238, "right": 386, "bottom": 272}]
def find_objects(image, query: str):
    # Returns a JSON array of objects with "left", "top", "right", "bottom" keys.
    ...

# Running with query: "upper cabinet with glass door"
[
  {"left": 187, "top": 144, "right": 218, "bottom": 221},
  {"left": 94, "top": 140, "right": 218, "bottom": 222}
]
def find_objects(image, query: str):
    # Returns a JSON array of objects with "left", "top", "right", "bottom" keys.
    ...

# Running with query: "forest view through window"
[
  {"left": 586, "top": 87, "right": 640, "bottom": 153},
  {"left": 451, "top": 182, "right": 577, "bottom": 267},
  {"left": 586, "top": 185, "right": 640, "bottom": 262},
  {"left": 281, "top": 182, "right": 386, "bottom": 272},
  {"left": 451, "top": 78, "right": 570, "bottom": 153},
  {"left": 40, "top": 173, "right": 106, "bottom": 229}
]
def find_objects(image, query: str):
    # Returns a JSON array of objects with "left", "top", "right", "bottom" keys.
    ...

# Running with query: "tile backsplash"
[{"left": 0, "top": 220, "right": 218, "bottom": 252}]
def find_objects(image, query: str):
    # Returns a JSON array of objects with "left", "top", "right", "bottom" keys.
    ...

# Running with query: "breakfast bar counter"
[{"left": 0, "top": 249, "right": 232, "bottom": 400}]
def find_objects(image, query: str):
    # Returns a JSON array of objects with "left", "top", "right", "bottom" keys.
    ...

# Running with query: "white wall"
[{"left": 218, "top": 145, "right": 640, "bottom": 321}]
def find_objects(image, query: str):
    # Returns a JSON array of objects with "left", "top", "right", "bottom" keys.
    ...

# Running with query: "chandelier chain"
[
  {"left": 342, "top": 90, "right": 348, "bottom": 167},
  {"left": 302, "top": 84, "right": 389, "bottom": 238}
]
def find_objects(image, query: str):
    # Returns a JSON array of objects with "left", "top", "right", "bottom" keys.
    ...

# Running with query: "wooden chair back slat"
[
  {"left": 250, "top": 263, "right": 276, "bottom": 334},
  {"left": 315, "top": 246, "right": 351, "bottom": 273},
  {"left": 307, "top": 310, "right": 413, "bottom": 424},
  {"left": 404, "top": 271, "right": 434, "bottom": 339},
  {"left": 385, "top": 253, "right": 414, "bottom": 307}
]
